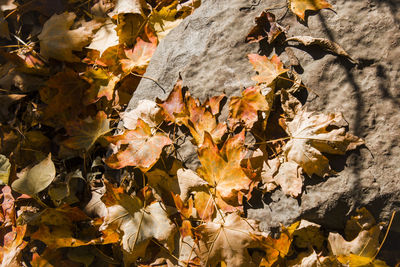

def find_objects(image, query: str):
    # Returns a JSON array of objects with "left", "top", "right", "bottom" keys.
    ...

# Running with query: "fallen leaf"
[
  {"left": 0, "top": 225, "right": 27, "bottom": 267},
  {"left": 185, "top": 94, "right": 227, "bottom": 145},
  {"left": 274, "top": 161, "right": 303, "bottom": 197},
  {"left": 193, "top": 190, "right": 215, "bottom": 222},
  {"left": 38, "top": 12, "right": 102, "bottom": 62},
  {"left": 86, "top": 20, "right": 119, "bottom": 57},
  {"left": 108, "top": 0, "right": 146, "bottom": 18},
  {"left": 280, "top": 89, "right": 302, "bottom": 120},
  {"left": 248, "top": 54, "right": 289, "bottom": 85},
  {"left": 0, "top": 186, "right": 15, "bottom": 226},
  {"left": 82, "top": 68, "right": 118, "bottom": 104},
  {"left": 0, "top": 11, "right": 10, "bottom": 40},
  {"left": 157, "top": 76, "right": 187, "bottom": 125},
  {"left": 195, "top": 213, "right": 260, "bottom": 267},
  {"left": 0, "top": 0, "right": 17, "bottom": 11},
  {"left": 228, "top": 85, "right": 274, "bottom": 129},
  {"left": 120, "top": 26, "right": 158, "bottom": 74},
  {"left": 283, "top": 109, "right": 364, "bottom": 177},
  {"left": 288, "top": 0, "right": 333, "bottom": 21},
  {"left": 123, "top": 99, "right": 162, "bottom": 130},
  {"left": 197, "top": 131, "right": 255, "bottom": 206},
  {"left": 114, "top": 13, "right": 144, "bottom": 46},
  {"left": 105, "top": 118, "right": 172, "bottom": 170},
  {"left": 12, "top": 153, "right": 55, "bottom": 196},
  {"left": 246, "top": 11, "right": 285, "bottom": 44},
  {"left": 0, "top": 94, "right": 26, "bottom": 122},
  {"left": 286, "top": 35, "right": 356, "bottom": 63},
  {"left": 62, "top": 111, "right": 110, "bottom": 152},
  {"left": 0, "top": 155, "right": 10, "bottom": 185},
  {"left": 149, "top": 2, "right": 184, "bottom": 40},
  {"left": 100, "top": 182, "right": 176, "bottom": 265},
  {"left": 176, "top": 168, "right": 208, "bottom": 202}
]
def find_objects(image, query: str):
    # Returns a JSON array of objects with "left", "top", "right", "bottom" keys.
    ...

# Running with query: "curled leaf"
[
  {"left": 12, "top": 154, "right": 55, "bottom": 196},
  {"left": 246, "top": 11, "right": 285, "bottom": 44},
  {"left": 289, "top": 0, "right": 333, "bottom": 21}
]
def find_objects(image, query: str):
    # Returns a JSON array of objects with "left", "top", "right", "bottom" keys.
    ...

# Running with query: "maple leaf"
[
  {"left": 157, "top": 77, "right": 187, "bottom": 125},
  {"left": 100, "top": 182, "right": 176, "bottom": 265},
  {"left": 273, "top": 161, "right": 303, "bottom": 198},
  {"left": 246, "top": 11, "right": 285, "bottom": 44},
  {"left": 149, "top": 2, "right": 185, "bottom": 40},
  {"left": 62, "top": 111, "right": 111, "bottom": 152},
  {"left": 195, "top": 213, "right": 260, "bottom": 267},
  {"left": 0, "top": 225, "right": 27, "bottom": 267},
  {"left": 105, "top": 118, "right": 172, "bottom": 171},
  {"left": 248, "top": 54, "right": 289, "bottom": 85},
  {"left": 185, "top": 94, "right": 227, "bottom": 145},
  {"left": 12, "top": 154, "right": 55, "bottom": 196},
  {"left": 289, "top": 0, "right": 333, "bottom": 21},
  {"left": 123, "top": 99, "right": 162, "bottom": 130},
  {"left": 197, "top": 131, "right": 256, "bottom": 206},
  {"left": 86, "top": 20, "right": 119, "bottom": 57},
  {"left": 120, "top": 27, "right": 158, "bottom": 74},
  {"left": 38, "top": 12, "right": 102, "bottom": 62},
  {"left": 0, "top": 155, "right": 10, "bottom": 185},
  {"left": 282, "top": 109, "right": 364, "bottom": 177},
  {"left": 228, "top": 85, "right": 274, "bottom": 129},
  {"left": 0, "top": 186, "right": 15, "bottom": 227},
  {"left": 115, "top": 13, "right": 144, "bottom": 46}
]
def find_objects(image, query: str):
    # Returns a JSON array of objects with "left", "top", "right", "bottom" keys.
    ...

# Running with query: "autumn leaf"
[
  {"left": 228, "top": 85, "right": 274, "bottom": 129},
  {"left": 0, "top": 186, "right": 15, "bottom": 227},
  {"left": 120, "top": 27, "right": 158, "bottom": 74},
  {"left": 273, "top": 161, "right": 303, "bottom": 198},
  {"left": 82, "top": 68, "right": 118, "bottom": 104},
  {"left": 86, "top": 20, "right": 119, "bottom": 57},
  {"left": 282, "top": 109, "right": 364, "bottom": 177},
  {"left": 248, "top": 54, "right": 289, "bottom": 85},
  {"left": 12, "top": 154, "right": 55, "bottom": 196},
  {"left": 195, "top": 213, "right": 260, "bottom": 267},
  {"left": 0, "top": 155, "right": 10, "bottom": 185},
  {"left": 115, "top": 13, "right": 144, "bottom": 46},
  {"left": 197, "top": 131, "right": 256, "bottom": 206},
  {"left": 288, "top": 0, "right": 333, "bottom": 21},
  {"left": 0, "top": 11, "right": 10, "bottom": 40},
  {"left": 157, "top": 76, "right": 187, "bottom": 125},
  {"left": 38, "top": 12, "right": 102, "bottom": 62},
  {"left": 185, "top": 94, "right": 227, "bottom": 145},
  {"left": 123, "top": 99, "right": 162, "bottom": 130},
  {"left": 105, "top": 118, "right": 172, "bottom": 170},
  {"left": 246, "top": 11, "right": 285, "bottom": 44},
  {"left": 62, "top": 111, "right": 110, "bottom": 152},
  {"left": 100, "top": 182, "right": 176, "bottom": 265},
  {"left": 149, "top": 2, "right": 185, "bottom": 40},
  {"left": 0, "top": 225, "right": 27, "bottom": 267},
  {"left": 108, "top": 0, "right": 147, "bottom": 18}
]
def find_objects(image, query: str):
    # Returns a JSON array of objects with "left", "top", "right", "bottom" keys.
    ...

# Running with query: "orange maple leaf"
[
  {"left": 157, "top": 77, "right": 187, "bottom": 125},
  {"left": 105, "top": 119, "right": 172, "bottom": 171},
  {"left": 248, "top": 54, "right": 288, "bottom": 85}
]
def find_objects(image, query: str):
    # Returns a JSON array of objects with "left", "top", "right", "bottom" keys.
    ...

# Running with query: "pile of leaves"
[{"left": 0, "top": 0, "right": 395, "bottom": 266}]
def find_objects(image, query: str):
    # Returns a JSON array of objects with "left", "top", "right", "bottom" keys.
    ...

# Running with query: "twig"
[{"left": 130, "top": 72, "right": 166, "bottom": 93}]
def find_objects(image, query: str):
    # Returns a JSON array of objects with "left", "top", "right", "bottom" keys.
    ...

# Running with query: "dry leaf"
[
  {"left": 283, "top": 109, "right": 364, "bottom": 177},
  {"left": 0, "top": 155, "right": 10, "bottom": 185},
  {"left": 105, "top": 119, "right": 172, "bottom": 170},
  {"left": 248, "top": 54, "right": 289, "bottom": 85},
  {"left": 274, "top": 161, "right": 303, "bottom": 197},
  {"left": 0, "top": 225, "right": 27, "bottom": 267},
  {"left": 195, "top": 213, "right": 260, "bottom": 267},
  {"left": 86, "top": 20, "right": 119, "bottom": 57},
  {"left": 176, "top": 168, "right": 208, "bottom": 202},
  {"left": 82, "top": 68, "right": 118, "bottom": 104},
  {"left": 246, "top": 11, "right": 285, "bottom": 44},
  {"left": 123, "top": 99, "right": 162, "bottom": 130},
  {"left": 286, "top": 36, "right": 356, "bottom": 63},
  {"left": 100, "top": 182, "right": 176, "bottom": 265},
  {"left": 108, "top": 0, "right": 146, "bottom": 18},
  {"left": 12, "top": 154, "right": 55, "bottom": 196},
  {"left": 157, "top": 76, "right": 187, "bottom": 125},
  {"left": 0, "top": 11, "right": 10, "bottom": 40},
  {"left": 229, "top": 85, "right": 274, "bottom": 129},
  {"left": 197, "top": 131, "right": 255, "bottom": 206},
  {"left": 0, "top": 0, "right": 17, "bottom": 11},
  {"left": 288, "top": 0, "right": 332, "bottom": 21},
  {"left": 38, "top": 12, "right": 102, "bottom": 62}
]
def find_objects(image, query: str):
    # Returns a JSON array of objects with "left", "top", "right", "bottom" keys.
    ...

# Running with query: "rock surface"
[{"left": 127, "top": 0, "right": 400, "bottom": 233}]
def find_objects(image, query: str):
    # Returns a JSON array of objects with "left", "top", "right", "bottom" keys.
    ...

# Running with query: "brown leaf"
[
  {"left": 288, "top": 0, "right": 333, "bottom": 21},
  {"left": 157, "top": 76, "right": 187, "bottom": 125},
  {"left": 286, "top": 35, "right": 356, "bottom": 63},
  {"left": 274, "top": 161, "right": 303, "bottom": 198},
  {"left": 0, "top": 225, "right": 27, "bottom": 267},
  {"left": 229, "top": 85, "right": 274, "bottom": 129},
  {"left": 62, "top": 111, "right": 110, "bottom": 152},
  {"left": 195, "top": 213, "right": 260, "bottom": 267},
  {"left": 108, "top": 0, "right": 147, "bottom": 18},
  {"left": 105, "top": 119, "right": 172, "bottom": 170},
  {"left": 246, "top": 11, "right": 285, "bottom": 44},
  {"left": 283, "top": 109, "right": 364, "bottom": 177},
  {"left": 38, "top": 12, "right": 102, "bottom": 62},
  {"left": 122, "top": 99, "right": 162, "bottom": 130},
  {"left": 248, "top": 54, "right": 289, "bottom": 85}
]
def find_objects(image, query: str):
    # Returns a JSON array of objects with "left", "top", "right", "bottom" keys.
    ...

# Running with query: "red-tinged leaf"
[
  {"left": 246, "top": 11, "right": 284, "bottom": 44},
  {"left": 228, "top": 85, "right": 274, "bottom": 129},
  {"left": 0, "top": 186, "right": 15, "bottom": 227},
  {"left": 157, "top": 77, "right": 187, "bottom": 125},
  {"left": 0, "top": 225, "right": 27, "bottom": 266},
  {"left": 197, "top": 131, "right": 256, "bottom": 206},
  {"left": 105, "top": 119, "right": 172, "bottom": 171},
  {"left": 248, "top": 54, "right": 288, "bottom": 85},
  {"left": 62, "top": 111, "right": 111, "bottom": 152},
  {"left": 120, "top": 27, "right": 158, "bottom": 74}
]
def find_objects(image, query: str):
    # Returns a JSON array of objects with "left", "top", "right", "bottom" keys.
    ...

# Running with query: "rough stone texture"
[{"left": 128, "top": 0, "right": 400, "bottom": 233}]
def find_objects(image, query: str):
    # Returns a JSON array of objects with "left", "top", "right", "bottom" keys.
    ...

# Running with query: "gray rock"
[{"left": 128, "top": 0, "right": 400, "bottom": 232}]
